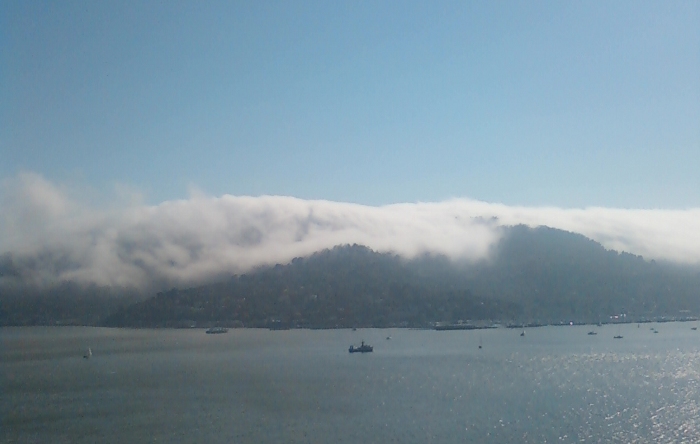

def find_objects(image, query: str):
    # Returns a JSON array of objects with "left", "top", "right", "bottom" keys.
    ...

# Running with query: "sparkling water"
[{"left": 3, "top": 323, "right": 700, "bottom": 443}]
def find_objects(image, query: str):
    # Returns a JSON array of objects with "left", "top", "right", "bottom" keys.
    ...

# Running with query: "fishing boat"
[
  {"left": 349, "top": 341, "right": 373, "bottom": 353},
  {"left": 614, "top": 325, "right": 623, "bottom": 339}
]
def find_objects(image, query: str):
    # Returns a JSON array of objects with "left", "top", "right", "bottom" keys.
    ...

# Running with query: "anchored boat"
[{"left": 349, "top": 341, "right": 373, "bottom": 353}]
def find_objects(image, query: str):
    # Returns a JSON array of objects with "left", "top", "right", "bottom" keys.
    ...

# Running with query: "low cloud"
[{"left": 2, "top": 172, "right": 700, "bottom": 291}]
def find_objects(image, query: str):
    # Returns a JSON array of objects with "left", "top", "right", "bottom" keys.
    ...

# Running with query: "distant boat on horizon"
[
  {"left": 587, "top": 331, "right": 597, "bottom": 335},
  {"left": 520, "top": 330, "right": 526, "bottom": 337},
  {"left": 83, "top": 347, "right": 92, "bottom": 359},
  {"left": 205, "top": 327, "right": 228, "bottom": 334},
  {"left": 613, "top": 325, "right": 623, "bottom": 339}
]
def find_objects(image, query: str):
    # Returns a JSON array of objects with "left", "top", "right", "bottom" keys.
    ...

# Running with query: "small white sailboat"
[{"left": 83, "top": 347, "right": 92, "bottom": 359}]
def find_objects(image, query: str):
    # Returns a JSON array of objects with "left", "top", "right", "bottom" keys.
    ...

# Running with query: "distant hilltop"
[{"left": 3, "top": 225, "right": 700, "bottom": 328}]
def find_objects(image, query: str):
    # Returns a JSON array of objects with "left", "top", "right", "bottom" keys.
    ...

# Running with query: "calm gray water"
[{"left": 3, "top": 324, "right": 700, "bottom": 443}]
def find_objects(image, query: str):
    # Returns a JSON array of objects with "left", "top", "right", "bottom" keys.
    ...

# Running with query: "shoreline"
[{"left": 3, "top": 316, "right": 699, "bottom": 331}]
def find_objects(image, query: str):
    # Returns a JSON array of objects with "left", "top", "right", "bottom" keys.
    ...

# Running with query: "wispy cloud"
[{"left": 2, "top": 172, "right": 699, "bottom": 290}]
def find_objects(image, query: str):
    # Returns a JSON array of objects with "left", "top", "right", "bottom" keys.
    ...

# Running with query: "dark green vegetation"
[
  {"left": 104, "top": 245, "right": 520, "bottom": 328},
  {"left": 0, "top": 282, "right": 143, "bottom": 326},
  {"left": 3, "top": 226, "right": 700, "bottom": 328}
]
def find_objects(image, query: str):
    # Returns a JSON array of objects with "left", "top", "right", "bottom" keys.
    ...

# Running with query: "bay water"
[{"left": 3, "top": 323, "right": 700, "bottom": 443}]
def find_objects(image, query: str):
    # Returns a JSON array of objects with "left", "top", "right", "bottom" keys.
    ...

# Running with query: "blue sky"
[{"left": 2, "top": 0, "right": 699, "bottom": 208}]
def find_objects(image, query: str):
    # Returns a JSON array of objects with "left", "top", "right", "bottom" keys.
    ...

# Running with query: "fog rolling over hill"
[
  {"left": 3, "top": 225, "right": 700, "bottom": 328},
  {"left": 4, "top": 173, "right": 700, "bottom": 295},
  {"left": 101, "top": 225, "right": 700, "bottom": 329}
]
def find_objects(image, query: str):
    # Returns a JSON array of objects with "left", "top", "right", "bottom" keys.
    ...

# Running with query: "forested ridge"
[
  {"left": 104, "top": 225, "right": 700, "bottom": 328},
  {"left": 3, "top": 225, "right": 700, "bottom": 327}
]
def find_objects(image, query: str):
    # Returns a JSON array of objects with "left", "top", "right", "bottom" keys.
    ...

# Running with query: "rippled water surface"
[{"left": 3, "top": 324, "right": 700, "bottom": 443}]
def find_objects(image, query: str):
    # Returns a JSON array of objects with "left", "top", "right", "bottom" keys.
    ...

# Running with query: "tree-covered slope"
[
  {"left": 104, "top": 225, "right": 700, "bottom": 328},
  {"left": 104, "top": 244, "right": 520, "bottom": 328}
]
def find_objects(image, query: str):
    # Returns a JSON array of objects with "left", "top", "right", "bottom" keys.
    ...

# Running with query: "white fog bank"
[{"left": 2, "top": 173, "right": 700, "bottom": 290}]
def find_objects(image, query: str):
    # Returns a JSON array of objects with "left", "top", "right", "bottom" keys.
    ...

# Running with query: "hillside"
[
  {"left": 103, "top": 225, "right": 700, "bottom": 328},
  {"left": 0, "top": 281, "right": 145, "bottom": 326}
]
